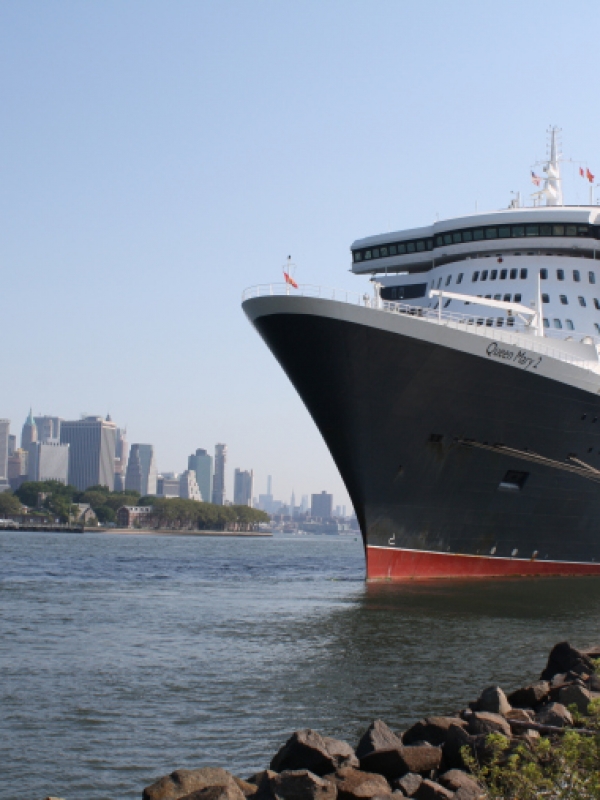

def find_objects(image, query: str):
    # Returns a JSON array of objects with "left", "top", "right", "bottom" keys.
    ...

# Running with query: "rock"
[
  {"left": 507, "top": 681, "right": 550, "bottom": 709},
  {"left": 437, "top": 770, "right": 483, "bottom": 795},
  {"left": 558, "top": 684, "right": 592, "bottom": 714},
  {"left": 521, "top": 730, "right": 540, "bottom": 743},
  {"left": 393, "top": 774, "right": 422, "bottom": 797},
  {"left": 233, "top": 778, "right": 259, "bottom": 797},
  {"left": 143, "top": 768, "right": 239, "bottom": 800},
  {"left": 271, "top": 730, "right": 356, "bottom": 776},
  {"left": 442, "top": 725, "right": 493, "bottom": 771},
  {"left": 550, "top": 673, "right": 568, "bottom": 688},
  {"left": 402, "top": 718, "right": 467, "bottom": 747},
  {"left": 268, "top": 770, "right": 338, "bottom": 800},
  {"left": 356, "top": 721, "right": 403, "bottom": 760},
  {"left": 541, "top": 642, "right": 595, "bottom": 681},
  {"left": 248, "top": 772, "right": 278, "bottom": 787},
  {"left": 180, "top": 787, "right": 245, "bottom": 800},
  {"left": 325, "top": 767, "right": 390, "bottom": 800},
  {"left": 471, "top": 687, "right": 511, "bottom": 717},
  {"left": 360, "top": 744, "right": 441, "bottom": 780},
  {"left": 534, "top": 702, "right": 573, "bottom": 728},
  {"left": 413, "top": 780, "right": 453, "bottom": 800},
  {"left": 467, "top": 712, "right": 511, "bottom": 738},
  {"left": 505, "top": 708, "right": 533, "bottom": 722},
  {"left": 454, "top": 789, "right": 486, "bottom": 800}
]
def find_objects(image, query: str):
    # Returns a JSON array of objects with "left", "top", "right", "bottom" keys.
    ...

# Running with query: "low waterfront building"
[{"left": 117, "top": 505, "right": 154, "bottom": 528}]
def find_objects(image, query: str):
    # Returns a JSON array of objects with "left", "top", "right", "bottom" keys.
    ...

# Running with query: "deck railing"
[{"left": 242, "top": 284, "right": 600, "bottom": 368}]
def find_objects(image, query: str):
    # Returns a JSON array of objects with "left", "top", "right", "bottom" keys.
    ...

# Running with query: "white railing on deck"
[{"left": 242, "top": 284, "right": 600, "bottom": 368}]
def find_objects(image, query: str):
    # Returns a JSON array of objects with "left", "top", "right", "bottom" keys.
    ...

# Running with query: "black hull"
[{"left": 246, "top": 298, "right": 600, "bottom": 577}]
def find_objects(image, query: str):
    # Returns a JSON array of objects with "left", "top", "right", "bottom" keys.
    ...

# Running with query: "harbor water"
[{"left": 3, "top": 531, "right": 600, "bottom": 800}]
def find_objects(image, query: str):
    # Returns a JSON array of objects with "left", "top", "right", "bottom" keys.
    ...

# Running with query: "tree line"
[{"left": 0, "top": 480, "right": 269, "bottom": 530}]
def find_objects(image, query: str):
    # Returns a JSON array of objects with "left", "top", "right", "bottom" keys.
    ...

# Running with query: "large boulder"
[
  {"left": 356, "top": 721, "right": 403, "bottom": 760},
  {"left": 325, "top": 767, "right": 390, "bottom": 800},
  {"left": 438, "top": 771, "right": 484, "bottom": 796},
  {"left": 534, "top": 702, "right": 573, "bottom": 728},
  {"left": 466, "top": 712, "right": 511, "bottom": 738},
  {"left": 402, "top": 718, "right": 467, "bottom": 747},
  {"left": 413, "top": 780, "right": 453, "bottom": 800},
  {"left": 143, "top": 768, "right": 239, "bottom": 800},
  {"left": 271, "top": 730, "right": 356, "bottom": 776},
  {"left": 471, "top": 687, "right": 511, "bottom": 717},
  {"left": 441, "top": 726, "right": 491, "bottom": 771},
  {"left": 507, "top": 681, "right": 549, "bottom": 709},
  {"left": 505, "top": 708, "right": 533, "bottom": 723},
  {"left": 268, "top": 770, "right": 338, "bottom": 800},
  {"left": 540, "top": 642, "right": 595, "bottom": 681},
  {"left": 393, "top": 774, "right": 422, "bottom": 797},
  {"left": 557, "top": 684, "right": 592, "bottom": 714},
  {"left": 180, "top": 787, "right": 245, "bottom": 800},
  {"left": 360, "top": 744, "right": 441, "bottom": 780}
]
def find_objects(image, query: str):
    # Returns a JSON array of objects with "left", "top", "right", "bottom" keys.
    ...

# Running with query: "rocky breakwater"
[{"left": 44, "top": 641, "right": 600, "bottom": 800}]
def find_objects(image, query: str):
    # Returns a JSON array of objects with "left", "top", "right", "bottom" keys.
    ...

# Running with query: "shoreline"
[{"left": 96, "top": 528, "right": 273, "bottom": 537}]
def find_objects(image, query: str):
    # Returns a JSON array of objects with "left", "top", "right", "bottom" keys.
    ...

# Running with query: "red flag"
[
  {"left": 587, "top": 168, "right": 595, "bottom": 183},
  {"left": 580, "top": 167, "right": 585, "bottom": 178},
  {"left": 284, "top": 272, "right": 298, "bottom": 289}
]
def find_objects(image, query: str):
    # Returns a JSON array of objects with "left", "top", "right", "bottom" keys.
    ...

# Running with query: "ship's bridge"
[{"left": 351, "top": 207, "right": 600, "bottom": 275}]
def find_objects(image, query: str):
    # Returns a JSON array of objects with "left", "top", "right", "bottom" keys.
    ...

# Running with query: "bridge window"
[
  {"left": 472, "top": 271, "right": 480, "bottom": 282},
  {"left": 500, "top": 269, "right": 507, "bottom": 279},
  {"left": 499, "top": 226, "right": 511, "bottom": 238},
  {"left": 560, "top": 295, "right": 569, "bottom": 304},
  {"left": 526, "top": 225, "right": 539, "bottom": 236},
  {"left": 540, "top": 224, "right": 552, "bottom": 236},
  {"left": 490, "top": 269, "right": 498, "bottom": 280},
  {"left": 590, "top": 271, "right": 597, "bottom": 284},
  {"left": 473, "top": 229, "right": 484, "bottom": 240},
  {"left": 485, "top": 228, "right": 498, "bottom": 239},
  {"left": 557, "top": 269, "right": 565, "bottom": 280},
  {"left": 463, "top": 231, "right": 473, "bottom": 242},
  {"left": 453, "top": 233, "right": 462, "bottom": 244},
  {"left": 416, "top": 241, "right": 425, "bottom": 252},
  {"left": 566, "top": 319, "right": 575, "bottom": 330},
  {"left": 566, "top": 225, "right": 577, "bottom": 237},
  {"left": 510, "top": 268, "right": 518, "bottom": 279},
  {"left": 481, "top": 270, "right": 488, "bottom": 280},
  {"left": 406, "top": 242, "right": 416, "bottom": 253},
  {"left": 542, "top": 294, "right": 550, "bottom": 303},
  {"left": 512, "top": 226, "right": 525, "bottom": 237},
  {"left": 553, "top": 225, "right": 565, "bottom": 235},
  {"left": 373, "top": 249, "right": 380, "bottom": 258},
  {"left": 554, "top": 319, "right": 563, "bottom": 328},
  {"left": 579, "top": 296, "right": 587, "bottom": 307},
  {"left": 574, "top": 270, "right": 581, "bottom": 282},
  {"left": 397, "top": 244, "right": 406, "bottom": 254},
  {"left": 540, "top": 268, "right": 548, "bottom": 279},
  {"left": 365, "top": 250, "right": 372, "bottom": 260},
  {"left": 380, "top": 247, "right": 388, "bottom": 257},
  {"left": 389, "top": 245, "right": 397, "bottom": 255},
  {"left": 520, "top": 269, "right": 528, "bottom": 279}
]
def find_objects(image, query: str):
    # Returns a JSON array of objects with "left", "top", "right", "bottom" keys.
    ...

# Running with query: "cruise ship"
[{"left": 242, "top": 129, "right": 600, "bottom": 579}]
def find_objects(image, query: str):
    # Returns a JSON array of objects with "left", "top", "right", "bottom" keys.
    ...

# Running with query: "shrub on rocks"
[
  {"left": 402, "top": 717, "right": 467, "bottom": 747},
  {"left": 534, "top": 702, "right": 573, "bottom": 728},
  {"left": 143, "top": 768, "right": 240, "bottom": 800},
  {"left": 471, "top": 687, "right": 511, "bottom": 717},
  {"left": 271, "top": 730, "right": 356, "bottom": 776},
  {"left": 267, "top": 770, "right": 338, "bottom": 800}
]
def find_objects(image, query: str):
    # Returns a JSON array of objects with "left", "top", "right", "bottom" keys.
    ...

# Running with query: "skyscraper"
[
  {"left": 114, "top": 428, "right": 129, "bottom": 491},
  {"left": 28, "top": 442, "right": 69, "bottom": 484},
  {"left": 311, "top": 491, "right": 333, "bottom": 519},
  {"left": 34, "top": 415, "right": 63, "bottom": 443},
  {"left": 125, "top": 444, "right": 158, "bottom": 496},
  {"left": 0, "top": 420, "right": 10, "bottom": 481},
  {"left": 212, "top": 443, "right": 227, "bottom": 505},
  {"left": 233, "top": 468, "right": 253, "bottom": 506},
  {"left": 179, "top": 470, "right": 202, "bottom": 501},
  {"left": 60, "top": 416, "right": 117, "bottom": 490},
  {"left": 21, "top": 409, "right": 37, "bottom": 450},
  {"left": 188, "top": 448, "right": 213, "bottom": 503},
  {"left": 8, "top": 435, "right": 16, "bottom": 457}
]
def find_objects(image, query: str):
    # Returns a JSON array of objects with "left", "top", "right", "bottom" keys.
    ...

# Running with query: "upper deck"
[{"left": 351, "top": 207, "right": 600, "bottom": 275}]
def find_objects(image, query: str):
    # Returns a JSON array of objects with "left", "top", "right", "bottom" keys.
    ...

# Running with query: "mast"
[{"left": 543, "top": 126, "right": 563, "bottom": 206}]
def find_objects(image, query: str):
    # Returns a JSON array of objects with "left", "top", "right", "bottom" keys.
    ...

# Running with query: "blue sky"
[{"left": 2, "top": 0, "right": 598, "bottom": 507}]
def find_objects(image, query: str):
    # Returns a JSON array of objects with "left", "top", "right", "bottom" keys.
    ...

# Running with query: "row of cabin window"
[
  {"left": 459, "top": 317, "right": 599, "bottom": 332},
  {"left": 540, "top": 294, "right": 600, "bottom": 308},
  {"left": 473, "top": 268, "right": 528, "bottom": 282},
  {"left": 352, "top": 223, "right": 596, "bottom": 262},
  {"left": 433, "top": 293, "right": 523, "bottom": 309},
  {"left": 543, "top": 319, "right": 600, "bottom": 333},
  {"left": 540, "top": 268, "right": 596, "bottom": 283}
]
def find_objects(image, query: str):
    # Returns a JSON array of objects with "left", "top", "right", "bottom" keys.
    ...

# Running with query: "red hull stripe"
[{"left": 366, "top": 546, "right": 600, "bottom": 579}]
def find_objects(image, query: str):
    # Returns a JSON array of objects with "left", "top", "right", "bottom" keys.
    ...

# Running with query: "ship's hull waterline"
[{"left": 243, "top": 294, "right": 600, "bottom": 580}]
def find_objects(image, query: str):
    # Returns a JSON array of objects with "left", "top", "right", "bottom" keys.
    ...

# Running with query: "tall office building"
[
  {"left": 179, "top": 470, "right": 202, "bottom": 501},
  {"left": 212, "top": 443, "right": 227, "bottom": 505},
  {"left": 60, "top": 415, "right": 117, "bottom": 490},
  {"left": 258, "top": 475, "right": 274, "bottom": 513},
  {"left": 233, "top": 468, "right": 253, "bottom": 506},
  {"left": 114, "top": 428, "right": 129, "bottom": 491},
  {"left": 125, "top": 444, "right": 158, "bottom": 496},
  {"left": 8, "top": 435, "right": 16, "bottom": 457},
  {"left": 21, "top": 409, "right": 37, "bottom": 450},
  {"left": 157, "top": 475, "right": 180, "bottom": 497},
  {"left": 28, "top": 442, "right": 69, "bottom": 484},
  {"left": 311, "top": 491, "right": 333, "bottom": 519},
  {"left": 188, "top": 448, "right": 213, "bottom": 503},
  {"left": 34, "top": 415, "right": 62, "bottom": 443},
  {"left": 0, "top": 420, "right": 10, "bottom": 481}
]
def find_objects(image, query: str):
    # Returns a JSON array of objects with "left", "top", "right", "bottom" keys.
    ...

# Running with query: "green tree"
[{"left": 0, "top": 492, "right": 22, "bottom": 517}]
